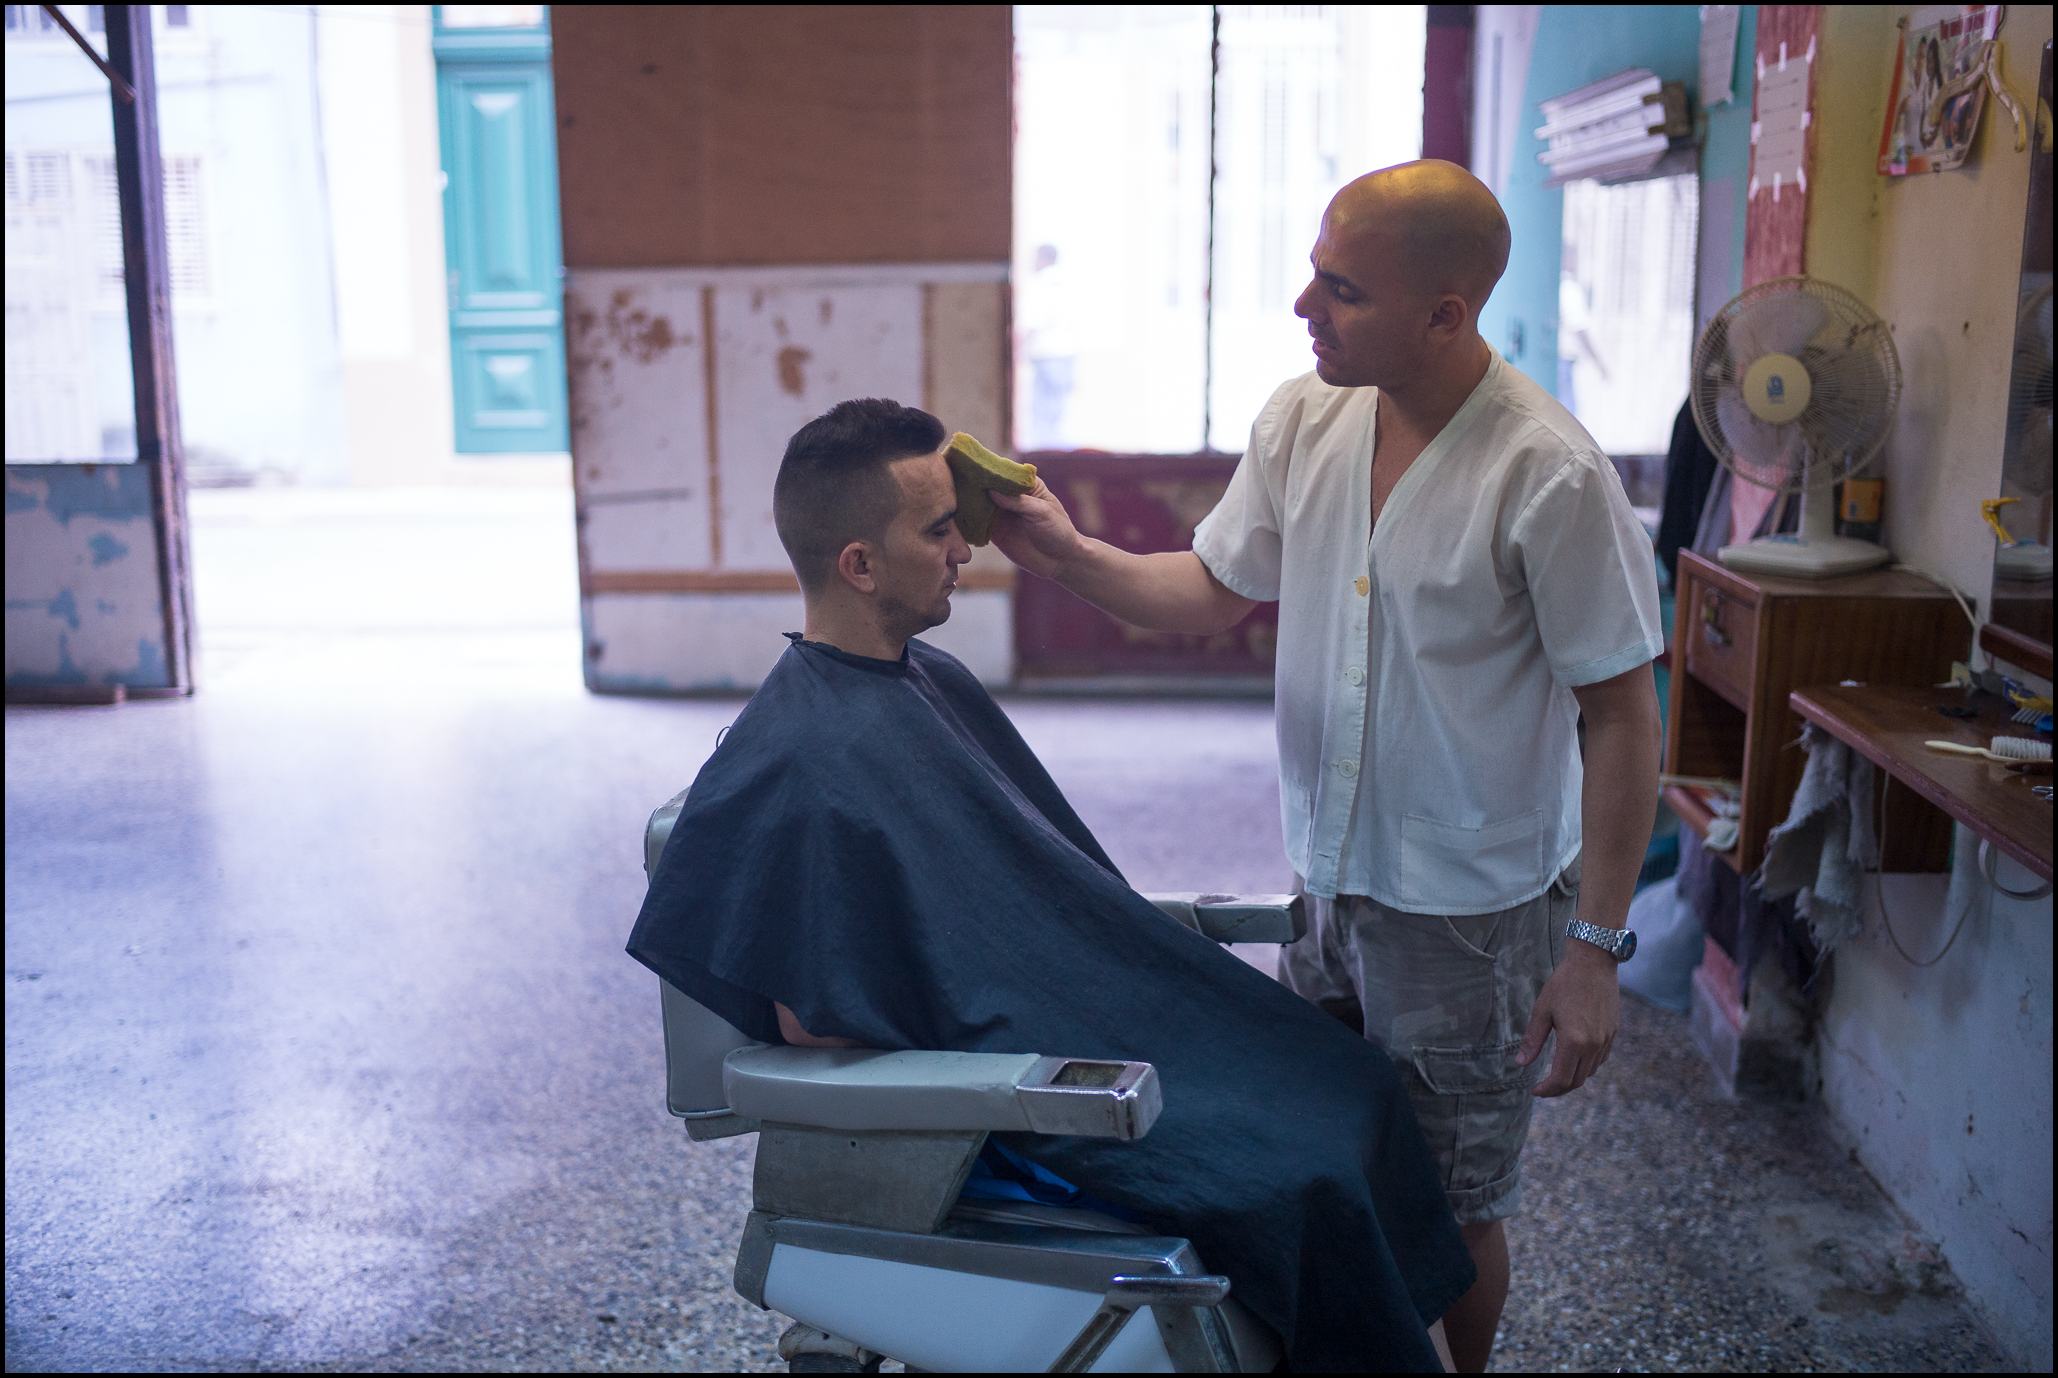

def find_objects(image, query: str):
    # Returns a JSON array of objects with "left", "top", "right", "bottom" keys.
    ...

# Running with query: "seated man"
[{"left": 627, "top": 398, "right": 1475, "bottom": 1372}]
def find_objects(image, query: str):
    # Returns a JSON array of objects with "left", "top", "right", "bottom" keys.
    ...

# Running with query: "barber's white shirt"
[{"left": 1192, "top": 350, "right": 1663, "bottom": 914}]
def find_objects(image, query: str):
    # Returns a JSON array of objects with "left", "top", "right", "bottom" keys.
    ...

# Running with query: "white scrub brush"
[{"left": 1924, "top": 737, "right": 2054, "bottom": 763}]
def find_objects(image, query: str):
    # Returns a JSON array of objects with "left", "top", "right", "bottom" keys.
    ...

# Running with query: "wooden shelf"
[
  {"left": 1662, "top": 782, "right": 1741, "bottom": 869},
  {"left": 1789, "top": 683, "right": 2054, "bottom": 883},
  {"left": 1980, "top": 619, "right": 2053, "bottom": 681},
  {"left": 1664, "top": 550, "right": 1967, "bottom": 878},
  {"left": 1663, "top": 783, "right": 1720, "bottom": 840}
]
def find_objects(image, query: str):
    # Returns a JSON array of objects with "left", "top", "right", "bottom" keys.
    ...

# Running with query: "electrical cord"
[
  {"left": 1888, "top": 561, "right": 1985, "bottom": 667},
  {"left": 1868, "top": 771, "right": 1986, "bottom": 967}
]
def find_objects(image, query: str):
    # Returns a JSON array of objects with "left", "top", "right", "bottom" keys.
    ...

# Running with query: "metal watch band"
[{"left": 1566, "top": 917, "right": 1632, "bottom": 960}]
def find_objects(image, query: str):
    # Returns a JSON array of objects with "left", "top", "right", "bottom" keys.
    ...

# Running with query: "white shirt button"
[
  {"left": 1345, "top": 666, "right": 1364, "bottom": 686},
  {"left": 1338, "top": 759, "right": 1358, "bottom": 778}
]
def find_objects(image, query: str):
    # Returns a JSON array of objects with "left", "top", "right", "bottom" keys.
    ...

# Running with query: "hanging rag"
[{"left": 1756, "top": 723, "right": 1879, "bottom": 952}]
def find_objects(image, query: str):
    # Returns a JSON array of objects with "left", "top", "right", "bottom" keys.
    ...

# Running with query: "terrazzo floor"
[{"left": 2, "top": 489, "right": 2017, "bottom": 1371}]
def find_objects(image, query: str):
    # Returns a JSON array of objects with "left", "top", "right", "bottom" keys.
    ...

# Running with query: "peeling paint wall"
[
  {"left": 4, "top": 463, "right": 171, "bottom": 691},
  {"left": 553, "top": 6, "right": 1014, "bottom": 694},
  {"left": 565, "top": 265, "right": 1012, "bottom": 692}
]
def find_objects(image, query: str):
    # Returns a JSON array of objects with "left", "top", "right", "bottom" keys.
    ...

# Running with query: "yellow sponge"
[{"left": 945, "top": 432, "right": 1037, "bottom": 546}]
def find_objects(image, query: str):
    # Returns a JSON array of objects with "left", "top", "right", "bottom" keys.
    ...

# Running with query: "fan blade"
[
  {"left": 1717, "top": 390, "right": 1804, "bottom": 490},
  {"left": 1798, "top": 342, "right": 1897, "bottom": 455},
  {"left": 2005, "top": 409, "right": 2054, "bottom": 499},
  {"left": 1731, "top": 292, "right": 1829, "bottom": 366}
]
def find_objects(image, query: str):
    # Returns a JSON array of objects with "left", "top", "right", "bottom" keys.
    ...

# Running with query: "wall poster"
[{"left": 1877, "top": 4, "right": 2004, "bottom": 176}]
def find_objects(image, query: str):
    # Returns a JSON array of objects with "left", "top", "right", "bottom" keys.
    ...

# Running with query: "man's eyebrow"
[
  {"left": 1314, "top": 262, "right": 1362, "bottom": 295},
  {"left": 930, "top": 506, "right": 958, "bottom": 528}
]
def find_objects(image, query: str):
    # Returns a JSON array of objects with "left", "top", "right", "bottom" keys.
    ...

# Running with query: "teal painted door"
[{"left": 433, "top": 8, "right": 569, "bottom": 453}]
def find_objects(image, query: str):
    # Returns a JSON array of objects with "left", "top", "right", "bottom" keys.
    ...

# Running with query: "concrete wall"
[
  {"left": 1824, "top": 8, "right": 2050, "bottom": 610},
  {"left": 1819, "top": 822, "right": 2053, "bottom": 1370},
  {"left": 551, "top": 6, "right": 1014, "bottom": 692},
  {"left": 1487, "top": 8, "right": 2053, "bottom": 1366},
  {"left": 1798, "top": 8, "right": 2054, "bottom": 1368}
]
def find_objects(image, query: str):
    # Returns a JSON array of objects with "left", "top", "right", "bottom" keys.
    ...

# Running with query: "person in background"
[{"left": 1020, "top": 243, "right": 1079, "bottom": 449}]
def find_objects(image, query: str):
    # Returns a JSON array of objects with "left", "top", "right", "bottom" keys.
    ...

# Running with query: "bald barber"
[{"left": 990, "top": 160, "right": 1663, "bottom": 1372}]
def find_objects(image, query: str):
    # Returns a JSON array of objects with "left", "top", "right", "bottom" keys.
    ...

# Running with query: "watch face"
[{"left": 1617, "top": 929, "right": 1638, "bottom": 961}]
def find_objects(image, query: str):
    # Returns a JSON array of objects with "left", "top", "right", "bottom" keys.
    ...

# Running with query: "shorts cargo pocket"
[
  {"left": 1404, "top": 1039, "right": 1539, "bottom": 1221},
  {"left": 1410, "top": 1039, "right": 1535, "bottom": 1095}
]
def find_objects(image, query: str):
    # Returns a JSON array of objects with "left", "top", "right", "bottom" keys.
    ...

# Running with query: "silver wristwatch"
[{"left": 1566, "top": 918, "right": 1637, "bottom": 961}]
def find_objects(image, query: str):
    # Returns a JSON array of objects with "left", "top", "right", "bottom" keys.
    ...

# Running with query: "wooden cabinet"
[{"left": 1663, "top": 550, "right": 1970, "bottom": 876}]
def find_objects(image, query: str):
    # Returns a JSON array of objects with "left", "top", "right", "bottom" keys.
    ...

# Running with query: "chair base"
[{"left": 738, "top": 1208, "right": 1279, "bottom": 1372}]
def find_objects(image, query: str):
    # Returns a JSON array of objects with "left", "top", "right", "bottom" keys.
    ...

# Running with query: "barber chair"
[{"left": 644, "top": 789, "right": 1308, "bottom": 1373}]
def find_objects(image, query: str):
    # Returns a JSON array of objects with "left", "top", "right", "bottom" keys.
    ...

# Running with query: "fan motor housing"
[{"left": 1742, "top": 352, "right": 1813, "bottom": 425}]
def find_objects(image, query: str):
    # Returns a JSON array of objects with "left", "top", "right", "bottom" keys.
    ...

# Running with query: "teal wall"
[{"left": 1479, "top": 5, "right": 1759, "bottom": 394}]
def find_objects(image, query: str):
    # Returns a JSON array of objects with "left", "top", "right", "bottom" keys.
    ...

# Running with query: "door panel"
[
  {"left": 454, "top": 330, "right": 565, "bottom": 435},
  {"left": 434, "top": 12, "right": 568, "bottom": 453}
]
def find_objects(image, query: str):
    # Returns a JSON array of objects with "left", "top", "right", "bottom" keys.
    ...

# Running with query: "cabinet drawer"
[{"left": 1685, "top": 580, "right": 1758, "bottom": 708}]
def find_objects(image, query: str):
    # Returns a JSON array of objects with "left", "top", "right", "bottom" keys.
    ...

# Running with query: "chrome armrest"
[
  {"left": 1145, "top": 892, "right": 1306, "bottom": 944},
  {"left": 645, "top": 788, "right": 690, "bottom": 878},
  {"left": 723, "top": 1045, "right": 1162, "bottom": 1141}
]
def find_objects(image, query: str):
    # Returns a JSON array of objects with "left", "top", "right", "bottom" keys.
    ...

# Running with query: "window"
[
  {"left": 1013, "top": 4, "right": 1426, "bottom": 455},
  {"left": 85, "top": 154, "right": 210, "bottom": 302},
  {"left": 4, "top": 4, "right": 64, "bottom": 35},
  {"left": 1556, "top": 172, "right": 1699, "bottom": 457},
  {"left": 1014, "top": 6, "right": 1211, "bottom": 454},
  {"left": 3, "top": 149, "right": 71, "bottom": 206},
  {"left": 16, "top": 5, "right": 195, "bottom": 37}
]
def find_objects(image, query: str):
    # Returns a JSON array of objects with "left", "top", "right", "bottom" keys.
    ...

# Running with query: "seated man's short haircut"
[{"left": 773, "top": 398, "right": 948, "bottom": 593}]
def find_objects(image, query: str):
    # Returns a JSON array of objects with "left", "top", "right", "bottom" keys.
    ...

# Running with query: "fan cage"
[{"left": 1690, "top": 275, "right": 1904, "bottom": 497}]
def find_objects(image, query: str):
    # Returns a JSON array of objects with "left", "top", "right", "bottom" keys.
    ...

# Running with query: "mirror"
[{"left": 1988, "top": 40, "right": 2054, "bottom": 663}]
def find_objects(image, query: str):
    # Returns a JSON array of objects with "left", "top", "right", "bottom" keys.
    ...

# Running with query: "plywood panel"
[
  {"left": 711, "top": 282, "right": 926, "bottom": 571},
  {"left": 1013, "top": 454, "right": 1279, "bottom": 681},
  {"left": 4, "top": 464, "right": 170, "bottom": 691},
  {"left": 925, "top": 280, "right": 1007, "bottom": 448},
  {"left": 586, "top": 588, "right": 1012, "bottom": 693},
  {"left": 565, "top": 272, "right": 711, "bottom": 503},
  {"left": 553, "top": 6, "right": 1010, "bottom": 269},
  {"left": 581, "top": 497, "right": 711, "bottom": 575},
  {"left": 925, "top": 279, "right": 1014, "bottom": 586}
]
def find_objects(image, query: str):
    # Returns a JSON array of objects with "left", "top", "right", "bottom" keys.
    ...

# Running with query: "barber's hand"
[
  {"left": 1515, "top": 944, "right": 1619, "bottom": 1097},
  {"left": 988, "top": 479, "right": 1087, "bottom": 581}
]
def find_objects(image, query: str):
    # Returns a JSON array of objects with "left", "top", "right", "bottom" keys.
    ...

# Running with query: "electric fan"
[
  {"left": 1993, "top": 281, "right": 2053, "bottom": 580},
  {"left": 1690, "top": 276, "right": 1902, "bottom": 578}
]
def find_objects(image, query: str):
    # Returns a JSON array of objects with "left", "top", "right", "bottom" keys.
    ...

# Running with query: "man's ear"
[
  {"left": 1427, "top": 291, "right": 1469, "bottom": 339},
  {"left": 834, "top": 540, "right": 877, "bottom": 594}
]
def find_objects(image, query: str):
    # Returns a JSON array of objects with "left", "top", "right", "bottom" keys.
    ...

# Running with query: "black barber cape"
[{"left": 628, "top": 635, "right": 1476, "bottom": 1371}]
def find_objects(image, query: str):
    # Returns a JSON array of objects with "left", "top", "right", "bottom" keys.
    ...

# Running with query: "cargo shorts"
[{"left": 1278, "top": 864, "right": 1578, "bottom": 1225}]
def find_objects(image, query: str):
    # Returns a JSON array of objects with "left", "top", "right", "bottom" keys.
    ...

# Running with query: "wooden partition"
[{"left": 552, "top": 7, "right": 1015, "bottom": 693}]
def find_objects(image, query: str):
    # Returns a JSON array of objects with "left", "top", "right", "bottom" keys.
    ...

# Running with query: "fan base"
[
  {"left": 1717, "top": 534, "right": 1893, "bottom": 579},
  {"left": 1995, "top": 542, "right": 2054, "bottom": 581}
]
